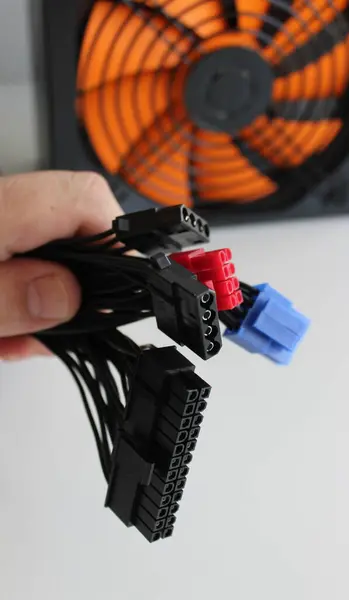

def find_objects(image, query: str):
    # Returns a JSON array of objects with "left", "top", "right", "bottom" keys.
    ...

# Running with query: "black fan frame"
[{"left": 43, "top": 0, "right": 349, "bottom": 224}]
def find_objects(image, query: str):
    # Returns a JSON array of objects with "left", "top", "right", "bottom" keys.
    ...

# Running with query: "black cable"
[
  {"left": 23, "top": 210, "right": 255, "bottom": 485},
  {"left": 54, "top": 347, "right": 111, "bottom": 481}
]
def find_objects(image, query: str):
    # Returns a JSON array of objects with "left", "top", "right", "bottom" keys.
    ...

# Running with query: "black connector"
[
  {"left": 113, "top": 205, "right": 210, "bottom": 255},
  {"left": 105, "top": 346, "right": 211, "bottom": 542},
  {"left": 149, "top": 255, "right": 222, "bottom": 360}
]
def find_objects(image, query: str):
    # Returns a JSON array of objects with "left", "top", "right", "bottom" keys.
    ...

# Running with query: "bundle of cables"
[{"left": 22, "top": 204, "right": 310, "bottom": 543}]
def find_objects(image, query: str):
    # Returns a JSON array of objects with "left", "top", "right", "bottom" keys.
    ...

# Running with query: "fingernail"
[{"left": 27, "top": 275, "right": 70, "bottom": 321}]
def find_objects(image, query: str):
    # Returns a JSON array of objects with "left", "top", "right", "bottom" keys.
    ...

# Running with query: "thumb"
[{"left": 0, "top": 259, "right": 81, "bottom": 337}]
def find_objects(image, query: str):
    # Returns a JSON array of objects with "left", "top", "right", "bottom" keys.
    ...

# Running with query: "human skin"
[{"left": 0, "top": 171, "right": 122, "bottom": 360}]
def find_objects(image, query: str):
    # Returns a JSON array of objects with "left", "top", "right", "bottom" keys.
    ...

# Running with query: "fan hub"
[{"left": 185, "top": 47, "right": 274, "bottom": 134}]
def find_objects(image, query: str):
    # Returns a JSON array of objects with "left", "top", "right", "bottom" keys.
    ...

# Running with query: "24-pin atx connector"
[
  {"left": 19, "top": 203, "right": 310, "bottom": 543},
  {"left": 106, "top": 346, "right": 210, "bottom": 542}
]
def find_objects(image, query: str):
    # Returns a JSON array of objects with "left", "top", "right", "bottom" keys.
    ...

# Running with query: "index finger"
[{"left": 0, "top": 171, "right": 122, "bottom": 260}]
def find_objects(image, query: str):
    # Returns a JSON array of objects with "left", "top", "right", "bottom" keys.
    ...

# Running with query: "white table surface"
[{"left": 0, "top": 215, "right": 348, "bottom": 600}]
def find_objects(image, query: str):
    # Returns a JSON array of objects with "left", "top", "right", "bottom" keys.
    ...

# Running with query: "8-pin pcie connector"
[
  {"left": 171, "top": 247, "right": 243, "bottom": 311},
  {"left": 223, "top": 283, "right": 311, "bottom": 365}
]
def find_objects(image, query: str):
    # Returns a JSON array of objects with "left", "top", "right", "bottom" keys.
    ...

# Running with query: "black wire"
[
  {"left": 75, "top": 350, "right": 113, "bottom": 459},
  {"left": 37, "top": 321, "right": 142, "bottom": 479},
  {"left": 85, "top": 337, "right": 125, "bottom": 422},
  {"left": 25, "top": 225, "right": 259, "bottom": 485},
  {"left": 219, "top": 281, "right": 260, "bottom": 331},
  {"left": 53, "top": 347, "right": 111, "bottom": 481},
  {"left": 49, "top": 228, "right": 115, "bottom": 246}
]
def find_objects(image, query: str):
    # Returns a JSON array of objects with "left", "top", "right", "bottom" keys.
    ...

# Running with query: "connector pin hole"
[
  {"left": 204, "top": 225, "right": 210, "bottom": 237},
  {"left": 197, "top": 401, "right": 207, "bottom": 412},
  {"left": 161, "top": 495, "right": 171, "bottom": 507},
  {"left": 184, "top": 404, "right": 195, "bottom": 416},
  {"left": 202, "top": 310, "right": 212, "bottom": 322},
  {"left": 187, "top": 389, "right": 199, "bottom": 402},
  {"left": 173, "top": 491, "right": 183, "bottom": 502},
  {"left": 174, "top": 444, "right": 185, "bottom": 456},
  {"left": 183, "top": 454, "right": 192, "bottom": 465},
  {"left": 205, "top": 326, "right": 213, "bottom": 337},
  {"left": 207, "top": 341, "right": 220, "bottom": 355},
  {"left": 163, "top": 528, "right": 173, "bottom": 539},
  {"left": 189, "top": 427, "right": 200, "bottom": 440},
  {"left": 201, "top": 293, "right": 211, "bottom": 306},
  {"left": 182, "top": 208, "right": 189, "bottom": 222},
  {"left": 189, "top": 213, "right": 197, "bottom": 227},
  {"left": 197, "top": 219, "right": 203, "bottom": 232},
  {"left": 186, "top": 441, "right": 196, "bottom": 452},
  {"left": 170, "top": 458, "right": 181, "bottom": 469}
]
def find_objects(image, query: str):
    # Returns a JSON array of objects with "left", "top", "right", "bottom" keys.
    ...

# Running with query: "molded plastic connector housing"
[
  {"left": 149, "top": 254, "right": 222, "bottom": 360},
  {"left": 105, "top": 346, "right": 211, "bottom": 542},
  {"left": 171, "top": 248, "right": 243, "bottom": 311},
  {"left": 224, "top": 283, "right": 310, "bottom": 364},
  {"left": 112, "top": 205, "right": 210, "bottom": 254}
]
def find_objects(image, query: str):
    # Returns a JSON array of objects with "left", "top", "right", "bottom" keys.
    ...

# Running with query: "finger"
[
  {"left": 0, "top": 171, "right": 122, "bottom": 260},
  {"left": 0, "top": 258, "right": 81, "bottom": 337},
  {"left": 0, "top": 336, "right": 51, "bottom": 360}
]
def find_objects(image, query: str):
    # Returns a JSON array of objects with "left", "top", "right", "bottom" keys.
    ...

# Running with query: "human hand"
[{"left": 0, "top": 171, "right": 122, "bottom": 360}]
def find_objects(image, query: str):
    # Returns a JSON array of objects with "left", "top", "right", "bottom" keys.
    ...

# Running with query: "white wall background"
[
  {"left": 0, "top": 0, "right": 44, "bottom": 174},
  {"left": 0, "top": 2, "right": 348, "bottom": 600}
]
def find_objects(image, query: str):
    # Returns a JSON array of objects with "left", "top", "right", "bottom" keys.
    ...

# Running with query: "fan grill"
[{"left": 77, "top": 0, "right": 349, "bottom": 207}]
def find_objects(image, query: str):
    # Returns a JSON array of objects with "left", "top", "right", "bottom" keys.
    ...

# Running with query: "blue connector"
[{"left": 224, "top": 284, "right": 310, "bottom": 365}]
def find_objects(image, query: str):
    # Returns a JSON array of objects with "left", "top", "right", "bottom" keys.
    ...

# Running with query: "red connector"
[
  {"left": 171, "top": 248, "right": 243, "bottom": 311},
  {"left": 189, "top": 248, "right": 233, "bottom": 271},
  {"left": 169, "top": 248, "right": 205, "bottom": 271},
  {"left": 196, "top": 263, "right": 236, "bottom": 282}
]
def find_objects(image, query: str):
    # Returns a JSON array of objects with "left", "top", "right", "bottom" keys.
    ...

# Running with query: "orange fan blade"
[
  {"left": 79, "top": 71, "right": 174, "bottom": 173},
  {"left": 192, "top": 130, "right": 277, "bottom": 202},
  {"left": 123, "top": 110, "right": 193, "bottom": 206},
  {"left": 272, "top": 97, "right": 337, "bottom": 121},
  {"left": 77, "top": 1, "right": 193, "bottom": 91},
  {"left": 132, "top": 0, "right": 226, "bottom": 39},
  {"left": 273, "top": 35, "right": 349, "bottom": 101},
  {"left": 263, "top": 0, "right": 349, "bottom": 64},
  {"left": 199, "top": 31, "right": 260, "bottom": 53},
  {"left": 242, "top": 116, "right": 342, "bottom": 167},
  {"left": 235, "top": 0, "right": 269, "bottom": 34}
]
